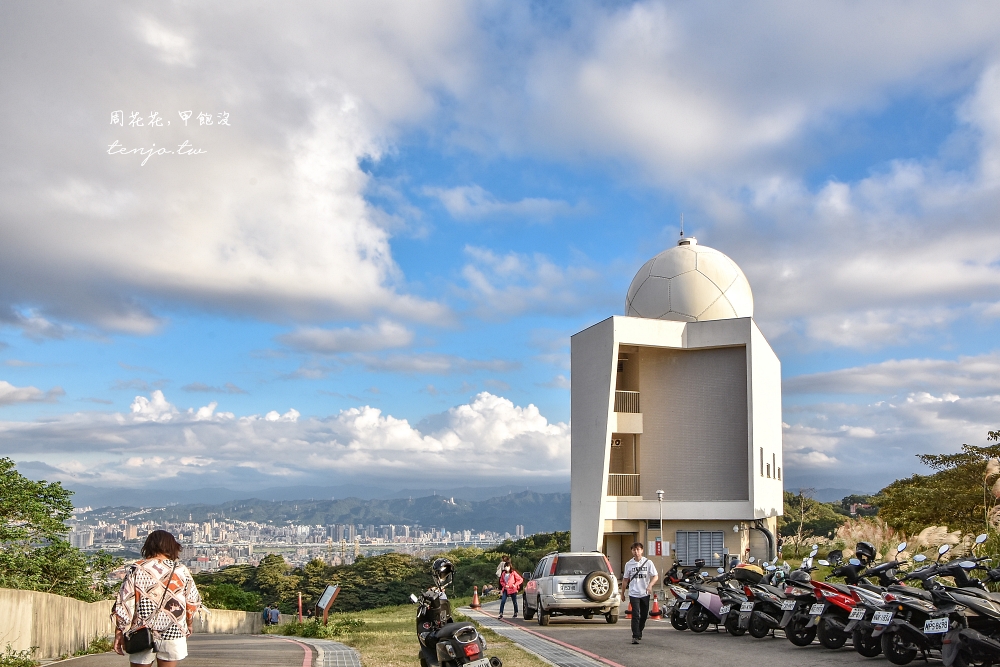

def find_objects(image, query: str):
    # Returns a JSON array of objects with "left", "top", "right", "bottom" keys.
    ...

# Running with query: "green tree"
[
  {"left": 0, "top": 458, "right": 122, "bottom": 601},
  {"left": 878, "top": 433, "right": 1000, "bottom": 535},
  {"left": 777, "top": 490, "right": 847, "bottom": 555}
]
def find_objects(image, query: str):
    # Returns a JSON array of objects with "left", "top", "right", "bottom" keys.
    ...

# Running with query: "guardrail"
[
  {"left": 614, "top": 390, "right": 640, "bottom": 413},
  {"left": 607, "top": 473, "right": 640, "bottom": 496}
]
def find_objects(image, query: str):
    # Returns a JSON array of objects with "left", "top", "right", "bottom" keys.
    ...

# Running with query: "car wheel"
[
  {"left": 582, "top": 571, "right": 613, "bottom": 602},
  {"left": 522, "top": 603, "right": 534, "bottom": 621},
  {"left": 537, "top": 598, "right": 550, "bottom": 626},
  {"left": 686, "top": 604, "right": 711, "bottom": 633},
  {"left": 606, "top": 612, "right": 619, "bottom": 624},
  {"left": 670, "top": 608, "right": 688, "bottom": 631}
]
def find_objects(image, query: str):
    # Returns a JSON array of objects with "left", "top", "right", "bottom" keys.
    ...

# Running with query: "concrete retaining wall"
[{"left": 0, "top": 589, "right": 268, "bottom": 659}]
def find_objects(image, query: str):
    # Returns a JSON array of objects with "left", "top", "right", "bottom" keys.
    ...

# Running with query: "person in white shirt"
[{"left": 621, "top": 542, "right": 658, "bottom": 644}]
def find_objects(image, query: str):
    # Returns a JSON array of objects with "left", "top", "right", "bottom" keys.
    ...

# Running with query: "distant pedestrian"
[
  {"left": 776, "top": 537, "right": 784, "bottom": 559},
  {"left": 497, "top": 562, "right": 523, "bottom": 620},
  {"left": 305, "top": 608, "right": 314, "bottom": 620},
  {"left": 495, "top": 554, "right": 512, "bottom": 578},
  {"left": 112, "top": 530, "right": 201, "bottom": 666},
  {"left": 268, "top": 606, "right": 281, "bottom": 625},
  {"left": 263, "top": 605, "right": 271, "bottom": 626},
  {"left": 622, "top": 542, "right": 658, "bottom": 644}
]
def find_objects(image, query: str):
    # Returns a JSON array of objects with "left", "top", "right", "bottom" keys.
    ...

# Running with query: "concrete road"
[
  {"left": 498, "top": 613, "right": 902, "bottom": 667},
  {"left": 56, "top": 635, "right": 312, "bottom": 667}
]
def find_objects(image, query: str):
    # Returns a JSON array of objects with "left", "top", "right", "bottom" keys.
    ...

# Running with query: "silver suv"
[{"left": 522, "top": 551, "right": 620, "bottom": 625}]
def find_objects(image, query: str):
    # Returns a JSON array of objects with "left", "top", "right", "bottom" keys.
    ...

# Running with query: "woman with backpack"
[{"left": 497, "top": 562, "right": 523, "bottom": 620}]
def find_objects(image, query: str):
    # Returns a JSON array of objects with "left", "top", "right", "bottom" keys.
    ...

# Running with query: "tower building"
[{"left": 570, "top": 236, "right": 783, "bottom": 575}]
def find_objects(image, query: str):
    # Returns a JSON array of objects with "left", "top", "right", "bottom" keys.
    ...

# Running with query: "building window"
[
  {"left": 766, "top": 463, "right": 771, "bottom": 478},
  {"left": 760, "top": 447, "right": 764, "bottom": 476},
  {"left": 777, "top": 467, "right": 781, "bottom": 480},
  {"left": 675, "top": 530, "right": 725, "bottom": 567}
]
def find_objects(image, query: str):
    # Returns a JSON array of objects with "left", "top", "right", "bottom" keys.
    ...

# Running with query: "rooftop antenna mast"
[{"left": 680, "top": 212, "right": 684, "bottom": 238}]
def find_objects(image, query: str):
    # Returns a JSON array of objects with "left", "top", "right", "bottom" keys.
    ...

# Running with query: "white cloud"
[
  {"left": 0, "top": 381, "right": 64, "bottom": 405},
  {"left": 459, "top": 246, "right": 614, "bottom": 318},
  {"left": 425, "top": 184, "right": 577, "bottom": 220},
  {"left": 786, "top": 352, "right": 1000, "bottom": 396},
  {"left": 277, "top": 320, "right": 413, "bottom": 354},
  {"left": 0, "top": 391, "right": 569, "bottom": 487},
  {"left": 1, "top": 4, "right": 471, "bottom": 333},
  {"left": 355, "top": 353, "right": 518, "bottom": 375}
]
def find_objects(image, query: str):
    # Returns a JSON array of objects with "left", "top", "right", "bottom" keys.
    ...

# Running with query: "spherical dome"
[{"left": 625, "top": 237, "right": 753, "bottom": 321}]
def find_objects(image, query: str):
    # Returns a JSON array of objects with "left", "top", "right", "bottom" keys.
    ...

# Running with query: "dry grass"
[{"left": 294, "top": 602, "right": 550, "bottom": 667}]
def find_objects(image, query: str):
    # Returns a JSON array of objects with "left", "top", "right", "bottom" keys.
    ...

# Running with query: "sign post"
[{"left": 317, "top": 584, "right": 340, "bottom": 626}]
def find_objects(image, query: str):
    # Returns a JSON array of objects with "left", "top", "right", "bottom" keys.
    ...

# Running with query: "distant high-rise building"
[{"left": 515, "top": 525, "right": 525, "bottom": 538}]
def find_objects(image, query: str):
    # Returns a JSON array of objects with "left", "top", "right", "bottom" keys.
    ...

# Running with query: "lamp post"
[{"left": 656, "top": 489, "right": 664, "bottom": 598}]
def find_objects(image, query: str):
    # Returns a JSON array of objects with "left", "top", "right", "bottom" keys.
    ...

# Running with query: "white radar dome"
[{"left": 625, "top": 237, "right": 753, "bottom": 321}]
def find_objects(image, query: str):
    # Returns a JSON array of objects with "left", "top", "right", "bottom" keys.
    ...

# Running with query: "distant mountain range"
[
  {"left": 65, "top": 481, "right": 571, "bottom": 509},
  {"left": 79, "top": 490, "right": 570, "bottom": 535}
]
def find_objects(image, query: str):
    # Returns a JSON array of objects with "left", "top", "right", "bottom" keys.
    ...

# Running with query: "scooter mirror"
[
  {"left": 960, "top": 561, "right": 977, "bottom": 569},
  {"left": 817, "top": 560, "right": 830, "bottom": 566},
  {"left": 766, "top": 565, "right": 777, "bottom": 572},
  {"left": 410, "top": 593, "right": 420, "bottom": 604},
  {"left": 748, "top": 556, "right": 756, "bottom": 563},
  {"left": 701, "top": 571, "right": 709, "bottom": 577},
  {"left": 849, "top": 558, "right": 862, "bottom": 566},
  {"left": 939, "top": 544, "right": 951, "bottom": 555},
  {"left": 718, "top": 567, "right": 725, "bottom": 573},
  {"left": 810, "top": 547, "right": 819, "bottom": 557},
  {"left": 897, "top": 542, "right": 907, "bottom": 552},
  {"left": 914, "top": 554, "right": 927, "bottom": 562},
  {"left": 804, "top": 558, "right": 813, "bottom": 569},
  {"left": 977, "top": 534, "right": 989, "bottom": 545}
]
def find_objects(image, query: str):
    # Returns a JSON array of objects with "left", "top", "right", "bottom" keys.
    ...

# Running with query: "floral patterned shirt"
[{"left": 113, "top": 558, "right": 201, "bottom": 640}]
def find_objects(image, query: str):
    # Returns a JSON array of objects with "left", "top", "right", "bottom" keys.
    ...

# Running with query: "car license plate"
[
  {"left": 924, "top": 618, "right": 949, "bottom": 634},
  {"left": 848, "top": 607, "right": 866, "bottom": 620},
  {"left": 679, "top": 601, "right": 691, "bottom": 610},
  {"left": 559, "top": 583, "right": 575, "bottom": 592},
  {"left": 872, "top": 611, "right": 893, "bottom": 625},
  {"left": 466, "top": 659, "right": 491, "bottom": 667},
  {"left": 741, "top": 602, "right": 755, "bottom": 612},
  {"left": 809, "top": 603, "right": 825, "bottom": 615},
  {"left": 781, "top": 600, "right": 796, "bottom": 611},
  {"left": 719, "top": 605, "right": 731, "bottom": 615}
]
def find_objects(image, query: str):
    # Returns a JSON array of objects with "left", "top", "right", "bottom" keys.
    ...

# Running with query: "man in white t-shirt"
[{"left": 621, "top": 541, "right": 658, "bottom": 644}]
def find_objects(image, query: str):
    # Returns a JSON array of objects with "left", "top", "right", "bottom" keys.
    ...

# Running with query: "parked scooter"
[
  {"left": 843, "top": 541, "right": 910, "bottom": 658},
  {"left": 412, "top": 558, "right": 502, "bottom": 667},
  {"left": 779, "top": 547, "right": 824, "bottom": 646},
  {"left": 741, "top": 561, "right": 794, "bottom": 638},
  {"left": 683, "top": 565, "right": 750, "bottom": 635},
  {"left": 664, "top": 559, "right": 708, "bottom": 631}
]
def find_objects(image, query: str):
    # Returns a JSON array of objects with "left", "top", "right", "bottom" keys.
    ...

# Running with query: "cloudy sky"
[{"left": 2, "top": 2, "right": 999, "bottom": 496}]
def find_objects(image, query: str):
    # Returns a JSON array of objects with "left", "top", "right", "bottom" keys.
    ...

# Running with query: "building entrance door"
[{"left": 603, "top": 533, "right": 637, "bottom": 578}]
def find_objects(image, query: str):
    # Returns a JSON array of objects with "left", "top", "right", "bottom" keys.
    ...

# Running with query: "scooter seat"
[
  {"left": 824, "top": 582, "right": 852, "bottom": 595},
  {"left": 431, "top": 622, "right": 476, "bottom": 640}
]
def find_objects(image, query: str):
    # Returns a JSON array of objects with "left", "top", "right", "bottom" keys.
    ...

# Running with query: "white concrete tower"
[{"left": 570, "top": 237, "right": 783, "bottom": 575}]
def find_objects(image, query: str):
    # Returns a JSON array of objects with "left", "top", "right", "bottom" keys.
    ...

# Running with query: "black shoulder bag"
[{"left": 124, "top": 560, "right": 178, "bottom": 654}]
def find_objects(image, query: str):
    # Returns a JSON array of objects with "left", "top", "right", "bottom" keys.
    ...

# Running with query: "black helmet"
[
  {"left": 855, "top": 542, "right": 877, "bottom": 564},
  {"left": 431, "top": 558, "right": 454, "bottom": 587},
  {"left": 788, "top": 570, "right": 811, "bottom": 584}
]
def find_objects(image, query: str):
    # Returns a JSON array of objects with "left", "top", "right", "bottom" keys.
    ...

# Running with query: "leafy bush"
[
  {"left": 266, "top": 618, "right": 366, "bottom": 638},
  {"left": 73, "top": 636, "right": 113, "bottom": 656},
  {"left": 199, "top": 583, "right": 262, "bottom": 611},
  {"left": 0, "top": 645, "right": 38, "bottom": 667}
]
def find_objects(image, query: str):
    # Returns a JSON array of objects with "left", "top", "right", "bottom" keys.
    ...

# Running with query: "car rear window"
[{"left": 555, "top": 555, "right": 610, "bottom": 576}]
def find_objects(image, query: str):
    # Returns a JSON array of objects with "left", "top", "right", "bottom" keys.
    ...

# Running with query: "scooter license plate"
[
  {"left": 848, "top": 607, "right": 866, "bottom": 620},
  {"left": 741, "top": 602, "right": 755, "bottom": 612},
  {"left": 924, "top": 618, "right": 949, "bottom": 634},
  {"left": 809, "top": 603, "right": 825, "bottom": 615},
  {"left": 679, "top": 601, "right": 691, "bottom": 610},
  {"left": 781, "top": 600, "right": 796, "bottom": 611},
  {"left": 719, "top": 605, "right": 731, "bottom": 615},
  {"left": 872, "top": 611, "right": 893, "bottom": 625},
  {"left": 466, "top": 659, "right": 491, "bottom": 667}
]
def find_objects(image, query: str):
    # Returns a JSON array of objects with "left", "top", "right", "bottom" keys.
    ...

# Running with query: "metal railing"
[
  {"left": 607, "top": 473, "right": 640, "bottom": 496},
  {"left": 614, "top": 390, "right": 640, "bottom": 413}
]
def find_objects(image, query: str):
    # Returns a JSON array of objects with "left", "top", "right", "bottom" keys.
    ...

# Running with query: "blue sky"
[{"left": 2, "top": 2, "right": 1000, "bottom": 496}]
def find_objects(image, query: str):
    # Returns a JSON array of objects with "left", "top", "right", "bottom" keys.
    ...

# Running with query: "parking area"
[{"left": 481, "top": 604, "right": 920, "bottom": 667}]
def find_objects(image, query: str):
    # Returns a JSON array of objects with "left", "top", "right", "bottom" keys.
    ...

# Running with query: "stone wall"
[{"left": 0, "top": 589, "right": 269, "bottom": 659}]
